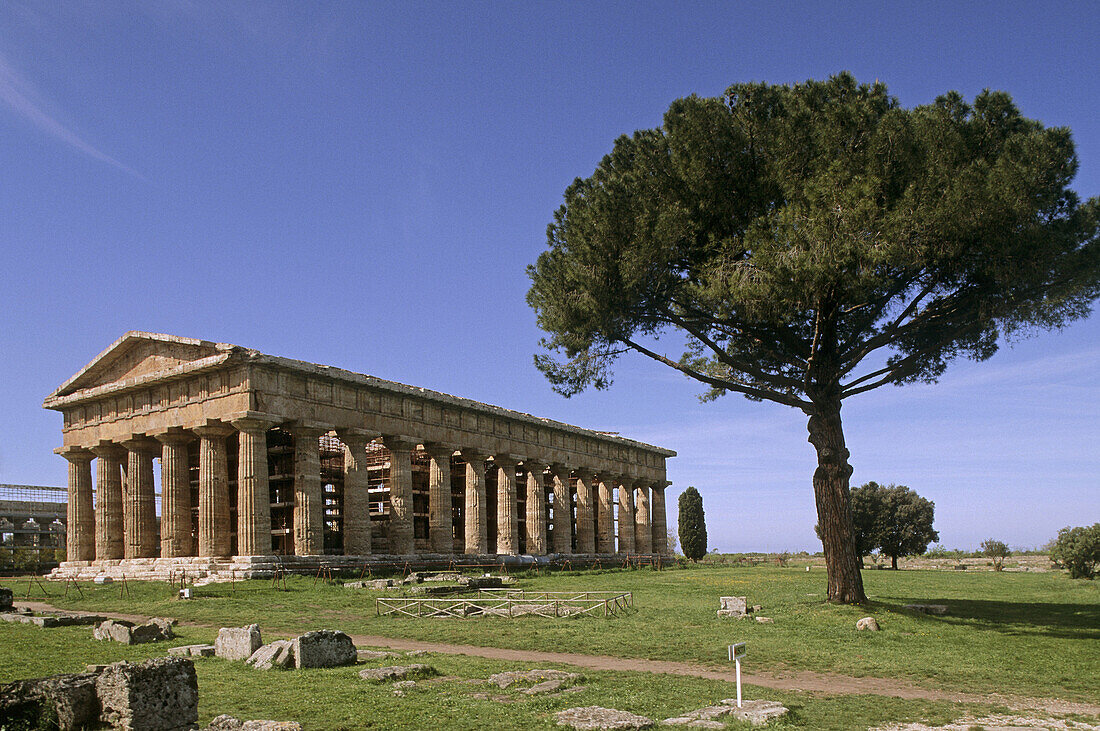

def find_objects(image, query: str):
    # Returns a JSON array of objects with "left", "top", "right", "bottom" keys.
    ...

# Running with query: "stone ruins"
[{"left": 44, "top": 332, "right": 675, "bottom": 580}]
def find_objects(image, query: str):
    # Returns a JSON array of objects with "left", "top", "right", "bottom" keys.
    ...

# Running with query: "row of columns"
[{"left": 60, "top": 421, "right": 669, "bottom": 561}]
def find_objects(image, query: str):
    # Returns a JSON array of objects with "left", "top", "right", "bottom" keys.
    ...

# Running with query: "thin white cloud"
[{"left": 0, "top": 50, "right": 142, "bottom": 178}]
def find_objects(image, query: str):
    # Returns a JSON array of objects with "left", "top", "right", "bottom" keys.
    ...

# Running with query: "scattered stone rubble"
[
  {"left": 2, "top": 608, "right": 107, "bottom": 628},
  {"left": 0, "top": 657, "right": 198, "bottom": 731},
  {"left": 344, "top": 572, "right": 511, "bottom": 593},
  {"left": 169, "top": 644, "right": 216, "bottom": 657},
  {"left": 358, "top": 664, "right": 439, "bottom": 683},
  {"left": 357, "top": 649, "right": 402, "bottom": 661},
  {"left": 716, "top": 597, "right": 767, "bottom": 621},
  {"left": 93, "top": 617, "right": 175, "bottom": 644},
  {"left": 489, "top": 669, "right": 581, "bottom": 695},
  {"left": 556, "top": 706, "right": 654, "bottom": 730},
  {"left": 205, "top": 715, "right": 303, "bottom": 730},
  {"left": 661, "top": 699, "right": 788, "bottom": 727},
  {"left": 857, "top": 616, "right": 881, "bottom": 631}
]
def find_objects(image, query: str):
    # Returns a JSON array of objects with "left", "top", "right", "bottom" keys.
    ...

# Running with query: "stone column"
[
  {"left": 382, "top": 435, "right": 418, "bottom": 555},
  {"left": 596, "top": 474, "right": 615, "bottom": 554},
  {"left": 233, "top": 418, "right": 276, "bottom": 557},
  {"left": 425, "top": 444, "right": 455, "bottom": 554},
  {"left": 617, "top": 476, "right": 636, "bottom": 554},
  {"left": 574, "top": 471, "right": 596, "bottom": 554},
  {"left": 195, "top": 424, "right": 234, "bottom": 558},
  {"left": 634, "top": 483, "right": 652, "bottom": 554},
  {"left": 90, "top": 443, "right": 125, "bottom": 560},
  {"left": 60, "top": 448, "right": 94, "bottom": 562},
  {"left": 291, "top": 425, "right": 325, "bottom": 556},
  {"left": 524, "top": 462, "right": 548, "bottom": 556},
  {"left": 121, "top": 438, "right": 159, "bottom": 559},
  {"left": 651, "top": 483, "right": 668, "bottom": 556},
  {"left": 461, "top": 449, "right": 487, "bottom": 555},
  {"left": 338, "top": 429, "right": 376, "bottom": 556},
  {"left": 550, "top": 465, "right": 572, "bottom": 555},
  {"left": 494, "top": 455, "right": 520, "bottom": 556},
  {"left": 155, "top": 431, "right": 192, "bottom": 558}
]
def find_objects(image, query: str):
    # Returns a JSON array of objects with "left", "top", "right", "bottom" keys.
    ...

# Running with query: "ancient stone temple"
[{"left": 44, "top": 333, "right": 674, "bottom": 579}]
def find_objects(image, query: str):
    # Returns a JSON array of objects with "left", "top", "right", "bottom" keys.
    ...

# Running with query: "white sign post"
[{"left": 728, "top": 642, "right": 746, "bottom": 708}]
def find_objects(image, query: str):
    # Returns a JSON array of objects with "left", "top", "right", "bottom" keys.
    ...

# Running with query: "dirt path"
[{"left": 20, "top": 602, "right": 1099, "bottom": 719}]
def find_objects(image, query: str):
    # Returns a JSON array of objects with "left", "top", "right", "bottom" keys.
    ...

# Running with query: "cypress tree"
[{"left": 678, "top": 486, "right": 707, "bottom": 561}]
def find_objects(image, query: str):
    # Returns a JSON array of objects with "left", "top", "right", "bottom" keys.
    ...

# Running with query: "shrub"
[
  {"left": 1049, "top": 524, "right": 1100, "bottom": 579},
  {"left": 981, "top": 539, "right": 1010, "bottom": 571}
]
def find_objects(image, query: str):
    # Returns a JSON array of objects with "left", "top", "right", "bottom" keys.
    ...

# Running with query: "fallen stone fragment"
[
  {"left": 857, "top": 617, "right": 880, "bottom": 631},
  {"left": 96, "top": 657, "right": 198, "bottom": 731},
  {"left": 95, "top": 619, "right": 140, "bottom": 644},
  {"left": 754, "top": 616, "right": 774, "bottom": 623},
  {"left": 489, "top": 669, "right": 580, "bottom": 689},
  {"left": 716, "top": 596, "right": 747, "bottom": 619},
  {"left": 247, "top": 640, "right": 295, "bottom": 670},
  {"left": 0, "top": 671, "right": 101, "bottom": 730},
  {"left": 169, "top": 644, "right": 216, "bottom": 657},
  {"left": 93, "top": 576, "right": 113, "bottom": 585},
  {"left": 716, "top": 699, "right": 788, "bottom": 726},
  {"left": 94, "top": 618, "right": 173, "bottom": 645},
  {"left": 904, "top": 604, "right": 948, "bottom": 615},
  {"left": 522, "top": 678, "right": 567, "bottom": 695},
  {"left": 292, "top": 629, "right": 356, "bottom": 669},
  {"left": 216, "top": 624, "right": 263, "bottom": 661},
  {"left": 358, "top": 664, "right": 438, "bottom": 683},
  {"left": 357, "top": 649, "right": 402, "bottom": 661},
  {"left": 0, "top": 587, "right": 12, "bottom": 610},
  {"left": 663, "top": 699, "right": 787, "bottom": 728},
  {"left": 206, "top": 714, "right": 303, "bottom": 730},
  {"left": 556, "top": 706, "right": 653, "bottom": 730}
]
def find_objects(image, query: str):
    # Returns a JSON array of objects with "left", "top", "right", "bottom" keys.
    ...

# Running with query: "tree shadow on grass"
[{"left": 870, "top": 597, "right": 1100, "bottom": 639}]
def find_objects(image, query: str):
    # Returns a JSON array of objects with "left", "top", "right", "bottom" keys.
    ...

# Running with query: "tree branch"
[{"left": 620, "top": 337, "right": 812, "bottom": 409}]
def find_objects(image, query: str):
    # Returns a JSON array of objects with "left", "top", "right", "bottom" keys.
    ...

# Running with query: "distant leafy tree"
[
  {"left": 678, "top": 487, "right": 708, "bottom": 561},
  {"left": 1050, "top": 524, "right": 1100, "bottom": 579},
  {"left": 821, "top": 482, "right": 939, "bottom": 569},
  {"left": 981, "top": 539, "right": 1010, "bottom": 571},
  {"left": 666, "top": 528, "right": 680, "bottom": 557},
  {"left": 526, "top": 73, "right": 1100, "bottom": 603}
]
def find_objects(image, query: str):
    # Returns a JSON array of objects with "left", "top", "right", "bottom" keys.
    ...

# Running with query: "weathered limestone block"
[
  {"left": 0, "top": 587, "right": 12, "bottom": 610},
  {"left": 856, "top": 617, "right": 880, "bottom": 631},
  {"left": 168, "top": 644, "right": 216, "bottom": 657},
  {"left": 716, "top": 596, "right": 748, "bottom": 618},
  {"left": 292, "top": 630, "right": 356, "bottom": 668},
  {"left": 357, "top": 664, "right": 438, "bottom": 683},
  {"left": 94, "top": 619, "right": 173, "bottom": 645},
  {"left": 216, "top": 624, "right": 263, "bottom": 661},
  {"left": 247, "top": 640, "right": 295, "bottom": 670},
  {"left": 555, "top": 706, "right": 653, "bottom": 729},
  {"left": 0, "top": 672, "right": 101, "bottom": 730},
  {"left": 95, "top": 619, "right": 136, "bottom": 644},
  {"left": 96, "top": 657, "right": 199, "bottom": 731}
]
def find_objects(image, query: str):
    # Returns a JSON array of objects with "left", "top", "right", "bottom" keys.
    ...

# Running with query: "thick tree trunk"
[
  {"left": 807, "top": 402, "right": 867, "bottom": 604},
  {"left": 891, "top": 555, "right": 898, "bottom": 570}
]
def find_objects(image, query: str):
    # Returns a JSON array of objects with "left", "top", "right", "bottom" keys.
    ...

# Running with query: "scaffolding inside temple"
[{"left": 0, "top": 484, "right": 67, "bottom": 571}]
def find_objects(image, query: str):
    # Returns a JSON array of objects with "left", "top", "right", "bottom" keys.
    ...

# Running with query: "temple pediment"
[{"left": 45, "top": 332, "right": 236, "bottom": 402}]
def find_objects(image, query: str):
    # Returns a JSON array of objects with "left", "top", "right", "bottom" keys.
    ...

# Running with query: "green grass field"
[{"left": 2, "top": 564, "right": 1097, "bottom": 729}]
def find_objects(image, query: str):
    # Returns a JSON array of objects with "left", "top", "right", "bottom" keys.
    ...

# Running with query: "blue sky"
[{"left": 1, "top": 2, "right": 1096, "bottom": 552}]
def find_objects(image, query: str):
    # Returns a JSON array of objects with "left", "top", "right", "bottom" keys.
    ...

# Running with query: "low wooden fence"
[{"left": 376, "top": 590, "right": 633, "bottom": 619}]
